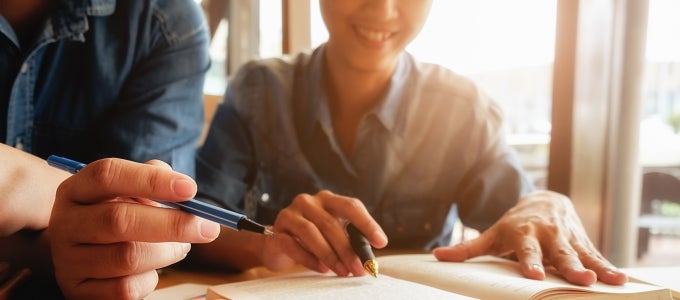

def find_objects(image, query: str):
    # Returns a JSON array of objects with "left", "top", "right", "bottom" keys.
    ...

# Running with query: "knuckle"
[
  {"left": 105, "top": 204, "right": 135, "bottom": 238},
  {"left": 166, "top": 211, "right": 188, "bottom": 238},
  {"left": 518, "top": 245, "right": 538, "bottom": 256},
  {"left": 515, "top": 222, "right": 534, "bottom": 235},
  {"left": 89, "top": 158, "right": 118, "bottom": 187},
  {"left": 274, "top": 209, "right": 295, "bottom": 226},
  {"left": 291, "top": 193, "right": 314, "bottom": 207},
  {"left": 115, "top": 276, "right": 143, "bottom": 300},
  {"left": 298, "top": 221, "right": 317, "bottom": 236},
  {"left": 116, "top": 242, "right": 142, "bottom": 273},
  {"left": 344, "top": 197, "right": 363, "bottom": 211},
  {"left": 316, "top": 215, "right": 339, "bottom": 233},
  {"left": 317, "top": 190, "right": 334, "bottom": 197},
  {"left": 554, "top": 246, "right": 577, "bottom": 257}
]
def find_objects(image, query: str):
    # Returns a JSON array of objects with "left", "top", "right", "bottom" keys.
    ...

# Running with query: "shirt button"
[
  {"left": 396, "top": 226, "right": 405, "bottom": 233},
  {"left": 424, "top": 222, "right": 432, "bottom": 232},
  {"left": 15, "top": 138, "right": 24, "bottom": 150},
  {"left": 261, "top": 193, "right": 270, "bottom": 203},
  {"left": 20, "top": 63, "right": 28, "bottom": 73}
]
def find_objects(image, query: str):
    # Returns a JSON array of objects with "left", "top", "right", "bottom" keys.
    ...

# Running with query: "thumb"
[{"left": 432, "top": 232, "right": 495, "bottom": 262}]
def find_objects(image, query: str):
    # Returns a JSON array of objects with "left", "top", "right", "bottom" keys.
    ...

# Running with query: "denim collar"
[{"left": 46, "top": 0, "right": 116, "bottom": 42}]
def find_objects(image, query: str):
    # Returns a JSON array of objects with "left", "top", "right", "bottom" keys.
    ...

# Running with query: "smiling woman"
[{"left": 312, "top": 0, "right": 557, "bottom": 189}]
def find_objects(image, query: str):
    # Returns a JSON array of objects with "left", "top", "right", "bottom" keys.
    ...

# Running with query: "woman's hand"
[
  {"left": 433, "top": 190, "right": 628, "bottom": 286},
  {"left": 260, "top": 190, "right": 388, "bottom": 276}
]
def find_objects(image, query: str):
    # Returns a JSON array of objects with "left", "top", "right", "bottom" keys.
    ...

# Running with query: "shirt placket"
[{"left": 7, "top": 48, "right": 45, "bottom": 152}]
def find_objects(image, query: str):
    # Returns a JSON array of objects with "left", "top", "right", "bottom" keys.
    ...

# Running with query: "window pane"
[
  {"left": 199, "top": 0, "right": 283, "bottom": 95},
  {"left": 310, "top": 0, "right": 556, "bottom": 189},
  {"left": 636, "top": 0, "right": 680, "bottom": 267}
]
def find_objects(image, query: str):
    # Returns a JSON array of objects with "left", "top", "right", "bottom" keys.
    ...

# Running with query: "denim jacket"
[
  {"left": 197, "top": 45, "right": 534, "bottom": 249},
  {"left": 0, "top": 0, "right": 209, "bottom": 175}
]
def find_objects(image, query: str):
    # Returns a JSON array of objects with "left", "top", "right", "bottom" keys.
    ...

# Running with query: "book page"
[
  {"left": 378, "top": 254, "right": 672, "bottom": 300},
  {"left": 623, "top": 266, "right": 680, "bottom": 299},
  {"left": 144, "top": 283, "right": 208, "bottom": 300},
  {"left": 206, "top": 271, "right": 476, "bottom": 300}
]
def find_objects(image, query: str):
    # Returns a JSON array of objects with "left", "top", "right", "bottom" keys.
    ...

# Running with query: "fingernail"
[
  {"left": 172, "top": 178, "right": 195, "bottom": 198},
  {"left": 200, "top": 220, "right": 220, "bottom": 240},
  {"left": 335, "top": 262, "right": 349, "bottom": 276},
  {"left": 531, "top": 264, "right": 544, "bottom": 272},
  {"left": 182, "top": 243, "right": 191, "bottom": 253},
  {"left": 605, "top": 269, "right": 620, "bottom": 276}
]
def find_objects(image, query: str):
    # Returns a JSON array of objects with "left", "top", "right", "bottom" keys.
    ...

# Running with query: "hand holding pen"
[
  {"left": 47, "top": 155, "right": 271, "bottom": 235},
  {"left": 347, "top": 223, "right": 379, "bottom": 277},
  {"left": 259, "top": 190, "right": 388, "bottom": 277},
  {"left": 46, "top": 157, "right": 224, "bottom": 299}
]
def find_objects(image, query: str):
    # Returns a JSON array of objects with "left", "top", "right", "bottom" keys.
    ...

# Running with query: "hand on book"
[
  {"left": 47, "top": 158, "right": 221, "bottom": 300},
  {"left": 433, "top": 190, "right": 628, "bottom": 287},
  {"left": 261, "top": 190, "right": 388, "bottom": 277}
]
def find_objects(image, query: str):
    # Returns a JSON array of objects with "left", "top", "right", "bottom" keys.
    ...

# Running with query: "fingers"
[
  {"left": 437, "top": 191, "right": 626, "bottom": 287},
  {"left": 48, "top": 157, "right": 220, "bottom": 300},
  {"left": 572, "top": 241, "right": 628, "bottom": 285},
  {"left": 262, "top": 232, "right": 328, "bottom": 273},
  {"left": 269, "top": 190, "right": 386, "bottom": 276},
  {"left": 58, "top": 158, "right": 197, "bottom": 205},
  {"left": 60, "top": 269, "right": 159, "bottom": 300},
  {"left": 54, "top": 242, "right": 190, "bottom": 280},
  {"left": 433, "top": 231, "right": 495, "bottom": 262},
  {"left": 543, "top": 238, "right": 597, "bottom": 286},
  {"left": 52, "top": 201, "right": 219, "bottom": 244},
  {"left": 514, "top": 236, "right": 546, "bottom": 281},
  {"left": 299, "top": 192, "right": 375, "bottom": 276},
  {"left": 316, "top": 191, "right": 387, "bottom": 248},
  {"left": 275, "top": 206, "right": 352, "bottom": 275}
]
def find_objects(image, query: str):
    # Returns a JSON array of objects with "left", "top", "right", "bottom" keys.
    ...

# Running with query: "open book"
[
  {"left": 622, "top": 266, "right": 680, "bottom": 300},
  {"left": 206, "top": 254, "right": 673, "bottom": 300}
]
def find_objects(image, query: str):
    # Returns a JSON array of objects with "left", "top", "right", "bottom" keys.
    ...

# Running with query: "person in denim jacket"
[
  {"left": 0, "top": 0, "right": 211, "bottom": 298},
  {"left": 194, "top": 0, "right": 628, "bottom": 288}
]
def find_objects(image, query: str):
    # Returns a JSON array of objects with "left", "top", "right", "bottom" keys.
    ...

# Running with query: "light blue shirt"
[{"left": 197, "top": 44, "right": 534, "bottom": 249}]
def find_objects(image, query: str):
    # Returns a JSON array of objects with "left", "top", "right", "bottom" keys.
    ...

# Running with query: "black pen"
[
  {"left": 46, "top": 155, "right": 272, "bottom": 235},
  {"left": 347, "top": 223, "right": 379, "bottom": 277}
]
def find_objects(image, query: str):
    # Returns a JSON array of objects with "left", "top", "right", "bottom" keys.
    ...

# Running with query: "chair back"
[{"left": 640, "top": 171, "right": 680, "bottom": 215}]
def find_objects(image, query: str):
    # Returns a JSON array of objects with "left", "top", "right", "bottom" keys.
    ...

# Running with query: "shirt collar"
[
  {"left": 46, "top": 0, "right": 116, "bottom": 42},
  {"left": 306, "top": 44, "right": 412, "bottom": 136},
  {"left": 371, "top": 52, "right": 411, "bottom": 134}
]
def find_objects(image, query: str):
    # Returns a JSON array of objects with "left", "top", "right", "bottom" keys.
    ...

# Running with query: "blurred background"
[{"left": 196, "top": 0, "right": 680, "bottom": 268}]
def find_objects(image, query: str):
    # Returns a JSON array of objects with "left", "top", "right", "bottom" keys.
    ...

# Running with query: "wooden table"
[{"left": 156, "top": 265, "right": 304, "bottom": 289}]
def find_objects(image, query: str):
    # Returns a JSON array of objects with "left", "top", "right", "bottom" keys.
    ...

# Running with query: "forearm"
[
  {"left": 185, "top": 228, "right": 265, "bottom": 272},
  {"left": 0, "top": 144, "right": 69, "bottom": 235}
]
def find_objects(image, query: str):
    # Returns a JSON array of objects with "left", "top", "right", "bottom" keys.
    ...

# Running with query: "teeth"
[{"left": 357, "top": 27, "right": 391, "bottom": 42}]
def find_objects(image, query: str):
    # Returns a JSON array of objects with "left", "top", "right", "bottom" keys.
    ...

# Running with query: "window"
[
  {"left": 635, "top": 0, "right": 680, "bottom": 267},
  {"left": 198, "top": 0, "right": 283, "bottom": 96}
]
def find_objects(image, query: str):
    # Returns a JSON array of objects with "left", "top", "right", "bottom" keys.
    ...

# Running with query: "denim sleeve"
[
  {"left": 196, "top": 83, "right": 255, "bottom": 212},
  {"left": 454, "top": 94, "right": 535, "bottom": 232},
  {"left": 101, "top": 0, "right": 209, "bottom": 177}
]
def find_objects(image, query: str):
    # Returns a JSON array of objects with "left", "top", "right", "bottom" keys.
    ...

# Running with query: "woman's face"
[{"left": 320, "top": 0, "right": 432, "bottom": 73}]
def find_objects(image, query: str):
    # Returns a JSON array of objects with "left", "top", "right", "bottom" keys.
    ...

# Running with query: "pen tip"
[{"left": 364, "top": 260, "right": 379, "bottom": 278}]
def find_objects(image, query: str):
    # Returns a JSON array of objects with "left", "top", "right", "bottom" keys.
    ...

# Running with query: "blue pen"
[{"left": 47, "top": 155, "right": 272, "bottom": 235}]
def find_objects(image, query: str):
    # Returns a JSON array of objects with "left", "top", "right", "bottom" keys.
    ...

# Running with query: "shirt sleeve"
[
  {"left": 453, "top": 92, "right": 535, "bottom": 232},
  {"left": 195, "top": 66, "right": 258, "bottom": 212},
  {"left": 100, "top": 0, "right": 210, "bottom": 177}
]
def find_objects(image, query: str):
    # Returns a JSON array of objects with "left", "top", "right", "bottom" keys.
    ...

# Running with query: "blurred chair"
[{"left": 637, "top": 171, "right": 680, "bottom": 258}]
